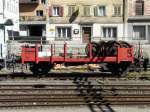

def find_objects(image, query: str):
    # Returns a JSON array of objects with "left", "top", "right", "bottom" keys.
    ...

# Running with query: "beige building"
[
  {"left": 19, "top": 0, "right": 47, "bottom": 41},
  {"left": 47, "top": 0, "right": 125, "bottom": 44}
]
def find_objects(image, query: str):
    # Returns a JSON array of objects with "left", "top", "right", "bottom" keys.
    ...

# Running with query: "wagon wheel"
[
  {"left": 119, "top": 62, "right": 131, "bottom": 77},
  {"left": 85, "top": 42, "right": 99, "bottom": 57},
  {"left": 107, "top": 63, "right": 120, "bottom": 76},
  {"left": 107, "top": 62, "right": 130, "bottom": 77},
  {"left": 30, "top": 63, "right": 53, "bottom": 75}
]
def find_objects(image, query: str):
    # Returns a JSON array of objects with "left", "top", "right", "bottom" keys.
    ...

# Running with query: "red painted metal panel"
[
  {"left": 21, "top": 47, "right": 36, "bottom": 63},
  {"left": 21, "top": 43, "right": 134, "bottom": 64},
  {"left": 22, "top": 47, "right": 25, "bottom": 64},
  {"left": 118, "top": 48, "right": 134, "bottom": 63},
  {"left": 37, "top": 57, "right": 116, "bottom": 63}
]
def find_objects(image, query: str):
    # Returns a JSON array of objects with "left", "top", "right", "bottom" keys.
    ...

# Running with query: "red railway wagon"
[{"left": 21, "top": 43, "right": 134, "bottom": 76}]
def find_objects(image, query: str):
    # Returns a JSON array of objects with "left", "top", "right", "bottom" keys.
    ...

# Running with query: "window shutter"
[
  {"left": 118, "top": 7, "right": 121, "bottom": 15},
  {"left": 83, "top": 6, "right": 90, "bottom": 16},
  {"left": 68, "top": 6, "right": 71, "bottom": 16},
  {"left": 60, "top": 7, "right": 64, "bottom": 17},
  {"left": 49, "top": 6, "right": 52, "bottom": 17},
  {"left": 94, "top": 6, "right": 98, "bottom": 16},
  {"left": 114, "top": 6, "right": 121, "bottom": 16},
  {"left": 136, "top": 1, "right": 144, "bottom": 15}
]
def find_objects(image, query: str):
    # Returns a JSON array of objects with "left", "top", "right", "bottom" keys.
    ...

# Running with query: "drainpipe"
[
  {"left": 2, "top": 0, "right": 5, "bottom": 18},
  {"left": 123, "top": 0, "right": 126, "bottom": 40},
  {"left": 2, "top": 0, "right": 7, "bottom": 70},
  {"left": 46, "top": 0, "right": 49, "bottom": 43},
  {"left": 2, "top": 0, "right": 5, "bottom": 43}
]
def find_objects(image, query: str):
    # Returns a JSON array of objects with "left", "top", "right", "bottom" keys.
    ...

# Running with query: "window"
[
  {"left": 113, "top": 5, "right": 121, "bottom": 16},
  {"left": 135, "top": 0, "right": 144, "bottom": 15},
  {"left": 83, "top": 6, "right": 91, "bottom": 16},
  {"left": 133, "top": 26, "right": 146, "bottom": 39},
  {"left": 52, "top": 6, "right": 63, "bottom": 16},
  {"left": 31, "top": 0, "right": 37, "bottom": 2},
  {"left": 68, "top": 6, "right": 76, "bottom": 16},
  {"left": 40, "top": 0, "right": 46, "bottom": 4},
  {"left": 53, "top": 7, "right": 60, "bottom": 16},
  {"left": 94, "top": 6, "right": 106, "bottom": 16},
  {"left": 102, "top": 27, "right": 117, "bottom": 38},
  {"left": 36, "top": 10, "right": 43, "bottom": 16},
  {"left": 56, "top": 27, "right": 72, "bottom": 40}
]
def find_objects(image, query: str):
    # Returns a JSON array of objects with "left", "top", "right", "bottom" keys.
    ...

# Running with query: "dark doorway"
[
  {"left": 82, "top": 27, "right": 92, "bottom": 43},
  {"left": 29, "top": 25, "right": 42, "bottom": 36}
]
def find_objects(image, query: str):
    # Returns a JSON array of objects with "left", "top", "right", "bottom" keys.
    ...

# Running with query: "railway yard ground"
[
  {"left": 53, "top": 64, "right": 150, "bottom": 78},
  {"left": 1, "top": 105, "right": 150, "bottom": 112},
  {"left": 0, "top": 78, "right": 149, "bottom": 112},
  {"left": 0, "top": 65, "right": 149, "bottom": 111},
  {"left": 0, "top": 63, "right": 150, "bottom": 78}
]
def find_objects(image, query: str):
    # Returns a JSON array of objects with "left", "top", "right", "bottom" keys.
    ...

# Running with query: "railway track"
[
  {"left": 0, "top": 79, "right": 149, "bottom": 107},
  {"left": 1, "top": 73, "right": 150, "bottom": 83}
]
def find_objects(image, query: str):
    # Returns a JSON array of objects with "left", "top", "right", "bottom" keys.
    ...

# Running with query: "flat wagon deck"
[{"left": 21, "top": 42, "right": 134, "bottom": 76}]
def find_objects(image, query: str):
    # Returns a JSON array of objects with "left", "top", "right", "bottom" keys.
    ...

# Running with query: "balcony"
[
  {"left": 9, "top": 36, "right": 46, "bottom": 44},
  {"left": 19, "top": 0, "right": 39, "bottom": 4},
  {"left": 20, "top": 16, "right": 46, "bottom": 21},
  {"left": 128, "top": 16, "right": 150, "bottom": 22}
]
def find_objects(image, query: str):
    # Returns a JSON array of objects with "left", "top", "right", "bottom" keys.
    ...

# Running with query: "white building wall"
[
  {"left": 0, "top": 0, "right": 3, "bottom": 13},
  {"left": 4, "top": 0, "right": 19, "bottom": 32},
  {"left": 127, "top": 22, "right": 150, "bottom": 44},
  {"left": 0, "top": 0, "right": 19, "bottom": 59},
  {"left": 20, "top": 25, "right": 28, "bottom": 36},
  {"left": 47, "top": 24, "right": 82, "bottom": 44},
  {"left": 92, "top": 24, "right": 124, "bottom": 41},
  {"left": 47, "top": 23, "right": 124, "bottom": 44}
]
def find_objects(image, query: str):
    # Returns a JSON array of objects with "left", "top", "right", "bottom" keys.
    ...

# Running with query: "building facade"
[
  {"left": 0, "top": 0, "right": 19, "bottom": 58},
  {"left": 127, "top": 0, "right": 150, "bottom": 44},
  {"left": 0, "top": 0, "right": 19, "bottom": 41},
  {"left": 19, "top": 0, "right": 47, "bottom": 41},
  {"left": 47, "top": 0, "right": 125, "bottom": 44}
]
